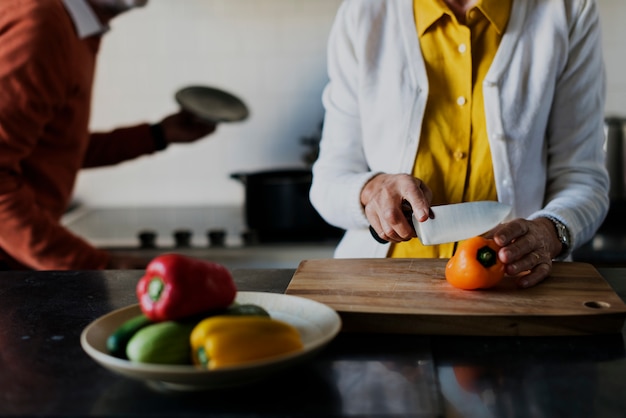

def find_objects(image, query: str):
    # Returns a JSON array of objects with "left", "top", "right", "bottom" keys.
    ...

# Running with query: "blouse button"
[
  {"left": 456, "top": 96, "right": 466, "bottom": 106},
  {"left": 458, "top": 43, "right": 467, "bottom": 53},
  {"left": 453, "top": 151, "right": 467, "bottom": 160}
]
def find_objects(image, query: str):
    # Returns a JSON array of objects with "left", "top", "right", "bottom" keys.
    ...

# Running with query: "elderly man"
[{"left": 0, "top": 0, "right": 216, "bottom": 270}]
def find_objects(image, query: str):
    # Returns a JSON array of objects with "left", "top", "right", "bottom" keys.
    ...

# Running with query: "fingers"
[
  {"left": 402, "top": 179, "right": 432, "bottom": 222},
  {"left": 493, "top": 218, "right": 554, "bottom": 288},
  {"left": 361, "top": 174, "right": 431, "bottom": 243},
  {"left": 368, "top": 228, "right": 388, "bottom": 243},
  {"left": 513, "top": 263, "right": 552, "bottom": 289},
  {"left": 160, "top": 112, "right": 217, "bottom": 144},
  {"left": 367, "top": 202, "right": 412, "bottom": 242}
]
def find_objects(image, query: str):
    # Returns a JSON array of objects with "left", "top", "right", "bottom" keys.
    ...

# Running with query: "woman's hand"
[
  {"left": 360, "top": 173, "right": 432, "bottom": 243},
  {"left": 487, "top": 218, "right": 563, "bottom": 288}
]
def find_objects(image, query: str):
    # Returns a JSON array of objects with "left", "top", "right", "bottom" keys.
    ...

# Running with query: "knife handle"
[{"left": 369, "top": 225, "right": 390, "bottom": 244}]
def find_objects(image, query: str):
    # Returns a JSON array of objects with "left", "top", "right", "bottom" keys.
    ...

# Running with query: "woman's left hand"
[{"left": 486, "top": 218, "right": 562, "bottom": 288}]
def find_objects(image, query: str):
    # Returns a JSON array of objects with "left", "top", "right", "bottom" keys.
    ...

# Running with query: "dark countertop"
[{"left": 1, "top": 267, "right": 625, "bottom": 418}]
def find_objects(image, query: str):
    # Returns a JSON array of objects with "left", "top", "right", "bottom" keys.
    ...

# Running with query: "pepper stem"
[
  {"left": 148, "top": 277, "right": 165, "bottom": 302},
  {"left": 476, "top": 246, "right": 498, "bottom": 268},
  {"left": 197, "top": 346, "right": 210, "bottom": 367}
]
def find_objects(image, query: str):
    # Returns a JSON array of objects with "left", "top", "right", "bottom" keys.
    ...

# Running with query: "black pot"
[{"left": 230, "top": 168, "right": 343, "bottom": 243}]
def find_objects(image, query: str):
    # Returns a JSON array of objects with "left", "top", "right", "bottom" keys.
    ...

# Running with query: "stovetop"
[{"left": 62, "top": 205, "right": 340, "bottom": 269}]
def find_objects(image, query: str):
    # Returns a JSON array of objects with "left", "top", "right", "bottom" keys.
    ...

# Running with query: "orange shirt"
[
  {"left": 0, "top": 0, "right": 158, "bottom": 269},
  {"left": 391, "top": 0, "right": 511, "bottom": 259}
]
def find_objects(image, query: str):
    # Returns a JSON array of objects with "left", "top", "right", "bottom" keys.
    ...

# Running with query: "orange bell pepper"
[{"left": 445, "top": 236, "right": 505, "bottom": 290}]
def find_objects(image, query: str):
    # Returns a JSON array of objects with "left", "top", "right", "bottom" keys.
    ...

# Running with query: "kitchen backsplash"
[{"left": 74, "top": 0, "right": 626, "bottom": 207}]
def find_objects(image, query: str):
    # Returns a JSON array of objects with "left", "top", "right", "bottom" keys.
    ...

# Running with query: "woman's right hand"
[{"left": 361, "top": 173, "right": 433, "bottom": 243}]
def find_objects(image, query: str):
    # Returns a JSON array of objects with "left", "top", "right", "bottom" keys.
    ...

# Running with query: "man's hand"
[
  {"left": 487, "top": 218, "right": 562, "bottom": 288},
  {"left": 159, "top": 111, "right": 217, "bottom": 144},
  {"left": 361, "top": 173, "right": 432, "bottom": 243}
]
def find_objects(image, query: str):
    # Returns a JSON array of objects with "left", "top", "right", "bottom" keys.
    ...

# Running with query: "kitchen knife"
[{"left": 369, "top": 201, "right": 512, "bottom": 245}]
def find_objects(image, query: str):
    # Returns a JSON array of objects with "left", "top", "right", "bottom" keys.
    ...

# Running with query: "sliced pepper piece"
[
  {"left": 136, "top": 254, "right": 237, "bottom": 321},
  {"left": 190, "top": 315, "right": 304, "bottom": 369}
]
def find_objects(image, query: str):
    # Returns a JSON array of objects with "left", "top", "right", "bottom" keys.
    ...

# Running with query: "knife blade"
[{"left": 369, "top": 201, "right": 512, "bottom": 245}]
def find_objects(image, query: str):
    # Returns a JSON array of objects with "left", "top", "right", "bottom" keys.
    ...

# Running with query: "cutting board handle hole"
[{"left": 584, "top": 301, "right": 611, "bottom": 309}]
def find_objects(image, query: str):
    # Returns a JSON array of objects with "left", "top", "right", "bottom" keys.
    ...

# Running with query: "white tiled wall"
[
  {"left": 75, "top": 0, "right": 342, "bottom": 207},
  {"left": 74, "top": 0, "right": 626, "bottom": 207}
]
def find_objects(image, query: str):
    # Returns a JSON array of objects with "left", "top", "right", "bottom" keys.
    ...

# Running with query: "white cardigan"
[{"left": 310, "top": 0, "right": 609, "bottom": 259}]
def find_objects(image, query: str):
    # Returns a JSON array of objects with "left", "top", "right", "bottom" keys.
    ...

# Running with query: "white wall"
[
  {"left": 74, "top": 0, "right": 626, "bottom": 207},
  {"left": 599, "top": 0, "right": 626, "bottom": 116},
  {"left": 75, "top": 0, "right": 342, "bottom": 207}
]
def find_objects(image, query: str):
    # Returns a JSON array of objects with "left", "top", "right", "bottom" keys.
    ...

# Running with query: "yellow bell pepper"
[{"left": 190, "top": 315, "right": 304, "bottom": 369}]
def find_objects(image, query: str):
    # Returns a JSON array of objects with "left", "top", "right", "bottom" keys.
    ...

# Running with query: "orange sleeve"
[
  {"left": 82, "top": 123, "right": 157, "bottom": 168},
  {"left": 0, "top": 0, "right": 109, "bottom": 270}
]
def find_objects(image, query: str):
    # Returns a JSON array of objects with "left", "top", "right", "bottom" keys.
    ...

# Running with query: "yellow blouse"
[{"left": 391, "top": 0, "right": 512, "bottom": 259}]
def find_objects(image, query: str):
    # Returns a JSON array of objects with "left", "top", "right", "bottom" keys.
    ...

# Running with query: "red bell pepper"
[{"left": 136, "top": 254, "right": 237, "bottom": 321}]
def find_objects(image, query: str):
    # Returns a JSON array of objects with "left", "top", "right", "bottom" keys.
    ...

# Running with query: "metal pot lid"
[{"left": 175, "top": 85, "right": 249, "bottom": 123}]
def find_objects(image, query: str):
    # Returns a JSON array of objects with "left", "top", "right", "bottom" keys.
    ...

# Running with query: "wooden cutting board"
[{"left": 285, "top": 258, "right": 626, "bottom": 336}]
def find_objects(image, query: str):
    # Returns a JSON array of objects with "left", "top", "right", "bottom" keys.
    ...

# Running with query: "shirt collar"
[
  {"left": 415, "top": 0, "right": 512, "bottom": 37},
  {"left": 478, "top": 0, "right": 512, "bottom": 35},
  {"left": 62, "top": 0, "right": 109, "bottom": 39}
]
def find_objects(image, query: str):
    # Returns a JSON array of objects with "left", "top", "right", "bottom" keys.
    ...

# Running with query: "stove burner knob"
[
  {"left": 242, "top": 230, "right": 259, "bottom": 245},
  {"left": 174, "top": 229, "right": 192, "bottom": 248},
  {"left": 138, "top": 230, "right": 157, "bottom": 249},
  {"left": 207, "top": 229, "right": 226, "bottom": 247}
]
